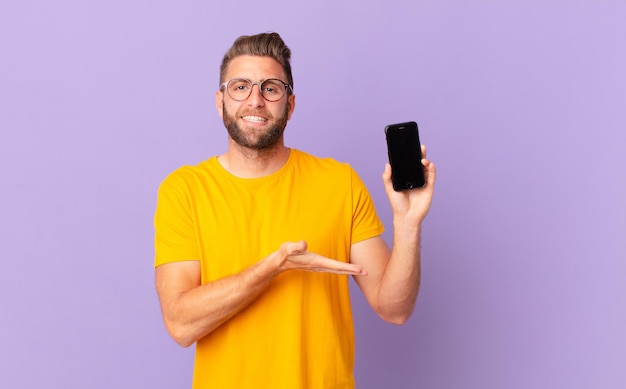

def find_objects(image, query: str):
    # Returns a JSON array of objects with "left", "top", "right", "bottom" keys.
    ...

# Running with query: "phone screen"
[{"left": 385, "top": 121, "right": 425, "bottom": 191}]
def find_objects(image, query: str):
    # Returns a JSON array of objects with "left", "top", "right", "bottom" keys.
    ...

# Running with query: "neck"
[{"left": 219, "top": 139, "right": 290, "bottom": 178}]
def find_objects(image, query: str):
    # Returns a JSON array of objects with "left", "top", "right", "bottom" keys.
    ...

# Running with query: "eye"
[
  {"left": 229, "top": 80, "right": 251, "bottom": 92},
  {"left": 262, "top": 80, "right": 284, "bottom": 95}
]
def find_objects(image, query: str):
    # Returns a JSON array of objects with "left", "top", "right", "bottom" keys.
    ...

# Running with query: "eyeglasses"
[{"left": 220, "top": 78, "right": 292, "bottom": 102}]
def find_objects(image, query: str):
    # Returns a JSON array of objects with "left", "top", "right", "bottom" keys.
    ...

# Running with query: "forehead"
[{"left": 225, "top": 55, "right": 287, "bottom": 82}]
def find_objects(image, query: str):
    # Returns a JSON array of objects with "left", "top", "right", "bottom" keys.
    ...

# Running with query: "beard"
[{"left": 222, "top": 102, "right": 290, "bottom": 150}]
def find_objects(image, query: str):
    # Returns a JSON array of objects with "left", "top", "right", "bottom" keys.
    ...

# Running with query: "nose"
[{"left": 246, "top": 83, "right": 265, "bottom": 106}]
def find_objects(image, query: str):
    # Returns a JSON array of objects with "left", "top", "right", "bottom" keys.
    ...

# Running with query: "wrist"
[
  {"left": 267, "top": 252, "right": 285, "bottom": 277},
  {"left": 393, "top": 216, "right": 422, "bottom": 235}
]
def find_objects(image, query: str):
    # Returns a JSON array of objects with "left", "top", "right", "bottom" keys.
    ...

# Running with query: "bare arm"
[
  {"left": 351, "top": 145, "right": 436, "bottom": 325},
  {"left": 155, "top": 240, "right": 366, "bottom": 347}
]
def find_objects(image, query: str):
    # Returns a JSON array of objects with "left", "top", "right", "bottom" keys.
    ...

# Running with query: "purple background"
[{"left": 1, "top": 1, "right": 625, "bottom": 388}]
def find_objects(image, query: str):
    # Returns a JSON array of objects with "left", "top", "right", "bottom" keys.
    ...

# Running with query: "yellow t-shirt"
[{"left": 154, "top": 149, "right": 384, "bottom": 388}]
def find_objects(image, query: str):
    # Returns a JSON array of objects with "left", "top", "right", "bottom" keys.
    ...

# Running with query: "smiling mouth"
[{"left": 241, "top": 115, "right": 268, "bottom": 123}]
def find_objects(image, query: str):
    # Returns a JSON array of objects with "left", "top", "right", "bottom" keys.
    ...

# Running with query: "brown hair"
[{"left": 219, "top": 32, "right": 294, "bottom": 90}]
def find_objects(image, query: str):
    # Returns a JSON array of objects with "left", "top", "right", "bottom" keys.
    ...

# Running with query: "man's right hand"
[{"left": 274, "top": 240, "right": 367, "bottom": 276}]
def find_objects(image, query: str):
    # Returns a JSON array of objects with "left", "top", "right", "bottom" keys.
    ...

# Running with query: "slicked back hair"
[{"left": 219, "top": 32, "right": 294, "bottom": 90}]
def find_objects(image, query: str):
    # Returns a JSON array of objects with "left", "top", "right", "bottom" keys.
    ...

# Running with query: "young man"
[{"left": 154, "top": 32, "right": 436, "bottom": 388}]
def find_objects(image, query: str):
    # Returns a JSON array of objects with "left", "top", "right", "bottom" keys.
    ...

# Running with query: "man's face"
[{"left": 216, "top": 55, "right": 296, "bottom": 150}]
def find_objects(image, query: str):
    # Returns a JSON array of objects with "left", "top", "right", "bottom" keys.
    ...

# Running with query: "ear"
[
  {"left": 215, "top": 90, "right": 224, "bottom": 118},
  {"left": 286, "top": 93, "right": 296, "bottom": 120}
]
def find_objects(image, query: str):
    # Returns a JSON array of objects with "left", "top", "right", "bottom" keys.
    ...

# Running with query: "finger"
[
  {"left": 311, "top": 268, "right": 367, "bottom": 276},
  {"left": 421, "top": 144, "right": 427, "bottom": 159},
  {"left": 330, "top": 267, "right": 368, "bottom": 276},
  {"left": 280, "top": 240, "right": 307, "bottom": 256},
  {"left": 424, "top": 160, "right": 436, "bottom": 187},
  {"left": 310, "top": 260, "right": 368, "bottom": 276},
  {"left": 382, "top": 163, "right": 392, "bottom": 182},
  {"left": 381, "top": 163, "right": 395, "bottom": 197},
  {"left": 291, "top": 253, "right": 368, "bottom": 275}
]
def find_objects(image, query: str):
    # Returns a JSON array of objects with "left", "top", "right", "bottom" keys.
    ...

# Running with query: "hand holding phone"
[{"left": 385, "top": 121, "right": 425, "bottom": 191}]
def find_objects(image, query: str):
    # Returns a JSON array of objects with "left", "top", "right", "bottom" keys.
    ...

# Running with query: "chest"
[{"left": 190, "top": 175, "right": 353, "bottom": 281}]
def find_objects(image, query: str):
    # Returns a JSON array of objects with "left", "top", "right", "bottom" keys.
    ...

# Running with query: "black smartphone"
[{"left": 385, "top": 121, "right": 425, "bottom": 191}]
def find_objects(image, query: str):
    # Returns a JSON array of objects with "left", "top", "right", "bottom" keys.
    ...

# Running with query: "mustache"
[{"left": 237, "top": 109, "right": 273, "bottom": 119}]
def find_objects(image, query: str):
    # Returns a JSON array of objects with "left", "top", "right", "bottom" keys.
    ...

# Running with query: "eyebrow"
[{"left": 230, "top": 78, "right": 286, "bottom": 83}]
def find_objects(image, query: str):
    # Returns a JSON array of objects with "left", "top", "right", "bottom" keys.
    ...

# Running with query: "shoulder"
[
  {"left": 158, "top": 158, "right": 218, "bottom": 193},
  {"left": 289, "top": 149, "right": 369, "bottom": 193},
  {"left": 290, "top": 149, "right": 352, "bottom": 173}
]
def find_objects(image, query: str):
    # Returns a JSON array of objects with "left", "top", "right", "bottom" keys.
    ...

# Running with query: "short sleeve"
[
  {"left": 153, "top": 171, "right": 200, "bottom": 268},
  {"left": 350, "top": 168, "right": 385, "bottom": 244}
]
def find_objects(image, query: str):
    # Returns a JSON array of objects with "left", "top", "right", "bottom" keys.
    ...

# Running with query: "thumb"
[
  {"left": 282, "top": 240, "right": 308, "bottom": 256},
  {"left": 381, "top": 163, "right": 395, "bottom": 196}
]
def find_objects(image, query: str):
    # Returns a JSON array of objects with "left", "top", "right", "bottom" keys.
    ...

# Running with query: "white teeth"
[{"left": 242, "top": 116, "right": 267, "bottom": 123}]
